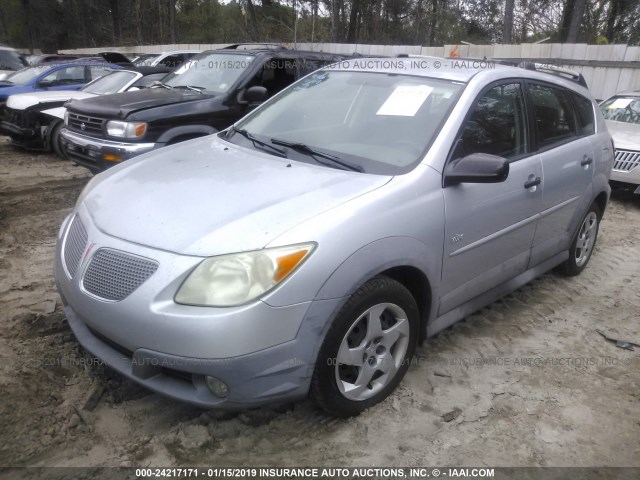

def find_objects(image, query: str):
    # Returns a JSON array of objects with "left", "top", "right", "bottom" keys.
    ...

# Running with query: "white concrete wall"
[{"left": 61, "top": 43, "right": 640, "bottom": 100}]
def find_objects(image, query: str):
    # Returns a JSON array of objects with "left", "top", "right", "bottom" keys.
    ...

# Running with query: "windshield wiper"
[
  {"left": 152, "top": 81, "right": 172, "bottom": 89},
  {"left": 270, "top": 138, "right": 363, "bottom": 172},
  {"left": 174, "top": 85, "right": 204, "bottom": 93},
  {"left": 228, "top": 126, "right": 287, "bottom": 157}
]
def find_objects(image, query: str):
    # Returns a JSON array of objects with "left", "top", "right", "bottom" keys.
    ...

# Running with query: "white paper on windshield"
[
  {"left": 376, "top": 85, "right": 433, "bottom": 116},
  {"left": 608, "top": 98, "right": 633, "bottom": 109}
]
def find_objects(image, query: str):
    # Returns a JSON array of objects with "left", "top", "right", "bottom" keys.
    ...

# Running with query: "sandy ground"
[{"left": 1, "top": 137, "right": 639, "bottom": 469}]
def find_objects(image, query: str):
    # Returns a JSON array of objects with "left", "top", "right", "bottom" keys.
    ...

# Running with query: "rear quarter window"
[{"left": 570, "top": 92, "right": 595, "bottom": 135}]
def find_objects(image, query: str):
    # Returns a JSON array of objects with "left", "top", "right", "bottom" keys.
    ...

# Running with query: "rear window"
[{"left": 571, "top": 92, "right": 595, "bottom": 135}]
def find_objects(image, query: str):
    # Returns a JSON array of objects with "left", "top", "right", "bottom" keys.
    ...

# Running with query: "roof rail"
[
  {"left": 222, "top": 43, "right": 287, "bottom": 51},
  {"left": 517, "top": 61, "right": 588, "bottom": 88}
]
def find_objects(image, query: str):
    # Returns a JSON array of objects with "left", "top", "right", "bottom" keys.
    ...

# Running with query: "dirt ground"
[{"left": 1, "top": 137, "right": 639, "bottom": 469}]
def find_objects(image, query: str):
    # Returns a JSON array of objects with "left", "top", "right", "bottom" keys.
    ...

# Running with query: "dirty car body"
[{"left": 55, "top": 58, "right": 613, "bottom": 416}]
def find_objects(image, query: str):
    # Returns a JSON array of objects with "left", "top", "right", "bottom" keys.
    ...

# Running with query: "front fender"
[{"left": 313, "top": 236, "right": 441, "bottom": 337}]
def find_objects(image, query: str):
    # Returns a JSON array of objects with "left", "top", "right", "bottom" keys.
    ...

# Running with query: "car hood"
[
  {"left": 84, "top": 136, "right": 391, "bottom": 256},
  {"left": 66, "top": 88, "right": 209, "bottom": 119},
  {"left": 606, "top": 120, "right": 640, "bottom": 151},
  {"left": 7, "top": 91, "right": 96, "bottom": 110}
]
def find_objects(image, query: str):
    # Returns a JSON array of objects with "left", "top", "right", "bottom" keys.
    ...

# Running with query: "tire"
[
  {"left": 311, "top": 275, "right": 419, "bottom": 417},
  {"left": 49, "top": 121, "right": 67, "bottom": 160},
  {"left": 558, "top": 203, "right": 602, "bottom": 276}
]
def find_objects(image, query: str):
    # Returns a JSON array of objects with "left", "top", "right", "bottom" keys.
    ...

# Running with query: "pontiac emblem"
[{"left": 80, "top": 122, "right": 86, "bottom": 131}]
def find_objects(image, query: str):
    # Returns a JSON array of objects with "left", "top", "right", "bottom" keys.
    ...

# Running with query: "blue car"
[{"left": 0, "top": 61, "right": 125, "bottom": 105}]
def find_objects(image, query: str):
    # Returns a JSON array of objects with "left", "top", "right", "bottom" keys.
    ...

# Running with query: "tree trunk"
[
  {"left": 245, "top": 0, "right": 260, "bottom": 41},
  {"left": 168, "top": 0, "right": 177, "bottom": 43},
  {"left": 346, "top": 0, "right": 360, "bottom": 43},
  {"left": 503, "top": 0, "right": 515, "bottom": 44},
  {"left": 109, "top": 0, "right": 121, "bottom": 45},
  {"left": 414, "top": 0, "right": 423, "bottom": 44},
  {"left": 332, "top": 0, "right": 339, "bottom": 42},
  {"left": 21, "top": 0, "right": 34, "bottom": 53},
  {"left": 566, "top": 0, "right": 587, "bottom": 43},
  {"left": 427, "top": 0, "right": 438, "bottom": 47}
]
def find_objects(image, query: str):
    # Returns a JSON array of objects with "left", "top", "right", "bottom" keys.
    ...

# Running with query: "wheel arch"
[
  {"left": 312, "top": 237, "right": 440, "bottom": 343},
  {"left": 593, "top": 190, "right": 608, "bottom": 218}
]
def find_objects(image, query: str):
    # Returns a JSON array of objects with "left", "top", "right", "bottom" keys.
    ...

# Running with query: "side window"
[
  {"left": 570, "top": 92, "right": 595, "bottom": 135},
  {"left": 89, "top": 66, "right": 112, "bottom": 81},
  {"left": 528, "top": 83, "right": 577, "bottom": 148},
  {"left": 252, "top": 58, "right": 297, "bottom": 96},
  {"left": 455, "top": 82, "right": 528, "bottom": 160},
  {"left": 41, "top": 66, "right": 85, "bottom": 85}
]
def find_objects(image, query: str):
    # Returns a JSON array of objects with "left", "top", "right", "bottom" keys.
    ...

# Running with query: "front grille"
[
  {"left": 68, "top": 112, "right": 105, "bottom": 135},
  {"left": 613, "top": 149, "right": 640, "bottom": 172},
  {"left": 63, "top": 216, "right": 88, "bottom": 278},
  {"left": 83, "top": 248, "right": 158, "bottom": 301}
]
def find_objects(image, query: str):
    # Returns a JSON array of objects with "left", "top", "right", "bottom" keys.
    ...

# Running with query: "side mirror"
[
  {"left": 37, "top": 80, "right": 54, "bottom": 88},
  {"left": 444, "top": 153, "right": 509, "bottom": 186},
  {"left": 244, "top": 86, "right": 268, "bottom": 104}
]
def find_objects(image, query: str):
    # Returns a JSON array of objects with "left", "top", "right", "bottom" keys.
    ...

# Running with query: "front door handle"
[
  {"left": 581, "top": 155, "right": 593, "bottom": 166},
  {"left": 524, "top": 176, "right": 541, "bottom": 189}
]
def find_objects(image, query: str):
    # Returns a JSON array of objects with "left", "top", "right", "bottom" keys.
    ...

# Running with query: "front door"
[{"left": 440, "top": 81, "right": 542, "bottom": 315}]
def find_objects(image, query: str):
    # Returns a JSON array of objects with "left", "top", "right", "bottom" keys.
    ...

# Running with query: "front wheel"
[
  {"left": 311, "top": 276, "right": 419, "bottom": 417},
  {"left": 49, "top": 121, "right": 67, "bottom": 160},
  {"left": 558, "top": 203, "right": 601, "bottom": 276}
]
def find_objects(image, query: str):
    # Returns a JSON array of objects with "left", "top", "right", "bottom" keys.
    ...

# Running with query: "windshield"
[
  {"left": 3, "top": 65, "right": 51, "bottom": 85},
  {"left": 600, "top": 96, "right": 640, "bottom": 125},
  {"left": 231, "top": 70, "right": 463, "bottom": 174},
  {"left": 82, "top": 70, "right": 137, "bottom": 94},
  {"left": 162, "top": 53, "right": 255, "bottom": 94},
  {"left": 0, "top": 50, "right": 28, "bottom": 71}
]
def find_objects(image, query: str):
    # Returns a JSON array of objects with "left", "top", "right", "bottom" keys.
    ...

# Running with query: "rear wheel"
[
  {"left": 311, "top": 276, "right": 419, "bottom": 417},
  {"left": 558, "top": 203, "right": 601, "bottom": 276}
]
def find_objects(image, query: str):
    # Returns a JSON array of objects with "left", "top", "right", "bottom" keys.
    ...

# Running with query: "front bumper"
[
  {"left": 54, "top": 209, "right": 342, "bottom": 408},
  {"left": 0, "top": 120, "right": 44, "bottom": 149},
  {"left": 60, "top": 128, "right": 157, "bottom": 172}
]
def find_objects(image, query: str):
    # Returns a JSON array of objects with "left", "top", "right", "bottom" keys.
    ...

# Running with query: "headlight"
[
  {"left": 175, "top": 243, "right": 316, "bottom": 307},
  {"left": 64, "top": 110, "right": 69, "bottom": 125},
  {"left": 106, "top": 120, "right": 147, "bottom": 139}
]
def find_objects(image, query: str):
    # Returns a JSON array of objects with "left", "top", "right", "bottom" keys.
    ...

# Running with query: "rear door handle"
[
  {"left": 524, "top": 176, "right": 541, "bottom": 189},
  {"left": 581, "top": 155, "right": 593, "bottom": 166}
]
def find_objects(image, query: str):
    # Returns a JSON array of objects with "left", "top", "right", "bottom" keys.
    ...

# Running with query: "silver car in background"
[
  {"left": 600, "top": 91, "right": 640, "bottom": 193},
  {"left": 55, "top": 58, "right": 613, "bottom": 417}
]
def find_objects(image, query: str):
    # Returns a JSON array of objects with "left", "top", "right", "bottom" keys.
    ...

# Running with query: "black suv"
[{"left": 60, "top": 44, "right": 347, "bottom": 172}]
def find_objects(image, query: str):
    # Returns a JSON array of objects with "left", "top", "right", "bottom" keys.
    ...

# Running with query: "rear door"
[
  {"left": 440, "top": 81, "right": 542, "bottom": 315},
  {"left": 526, "top": 82, "right": 594, "bottom": 265}
]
